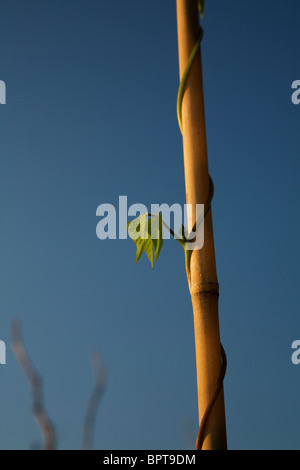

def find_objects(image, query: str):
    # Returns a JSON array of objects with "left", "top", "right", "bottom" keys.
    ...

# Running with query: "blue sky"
[{"left": 0, "top": 0, "right": 299, "bottom": 450}]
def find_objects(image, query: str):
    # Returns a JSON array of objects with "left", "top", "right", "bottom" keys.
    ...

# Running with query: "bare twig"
[
  {"left": 81, "top": 351, "right": 106, "bottom": 450},
  {"left": 10, "top": 318, "right": 56, "bottom": 450}
]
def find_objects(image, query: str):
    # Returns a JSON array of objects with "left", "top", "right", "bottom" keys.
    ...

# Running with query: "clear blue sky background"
[{"left": 0, "top": 0, "right": 299, "bottom": 450}]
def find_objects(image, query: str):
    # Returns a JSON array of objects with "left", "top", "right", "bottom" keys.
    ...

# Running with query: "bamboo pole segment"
[{"left": 176, "top": 0, "right": 227, "bottom": 450}]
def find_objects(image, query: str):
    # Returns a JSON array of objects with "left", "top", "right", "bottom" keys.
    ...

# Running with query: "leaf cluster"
[{"left": 127, "top": 213, "right": 163, "bottom": 268}]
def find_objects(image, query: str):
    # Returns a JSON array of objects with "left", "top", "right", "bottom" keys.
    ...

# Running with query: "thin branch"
[
  {"left": 81, "top": 351, "right": 106, "bottom": 450},
  {"left": 10, "top": 318, "right": 56, "bottom": 450}
]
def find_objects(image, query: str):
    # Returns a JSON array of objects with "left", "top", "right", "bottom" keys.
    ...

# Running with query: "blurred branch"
[
  {"left": 81, "top": 351, "right": 106, "bottom": 450},
  {"left": 10, "top": 318, "right": 56, "bottom": 450}
]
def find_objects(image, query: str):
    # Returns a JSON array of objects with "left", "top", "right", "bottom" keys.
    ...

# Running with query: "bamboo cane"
[{"left": 176, "top": 0, "right": 227, "bottom": 450}]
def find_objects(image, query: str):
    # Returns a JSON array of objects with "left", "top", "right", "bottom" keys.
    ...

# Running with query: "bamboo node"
[{"left": 189, "top": 280, "right": 219, "bottom": 297}]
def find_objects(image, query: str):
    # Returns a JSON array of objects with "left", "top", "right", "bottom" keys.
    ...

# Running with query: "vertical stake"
[{"left": 176, "top": 0, "right": 227, "bottom": 449}]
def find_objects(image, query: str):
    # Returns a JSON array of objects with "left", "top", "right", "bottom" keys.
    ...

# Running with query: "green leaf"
[
  {"left": 127, "top": 212, "right": 163, "bottom": 267},
  {"left": 135, "top": 238, "right": 144, "bottom": 263},
  {"left": 126, "top": 217, "right": 141, "bottom": 241},
  {"left": 149, "top": 212, "right": 163, "bottom": 262},
  {"left": 143, "top": 236, "right": 154, "bottom": 267},
  {"left": 127, "top": 212, "right": 194, "bottom": 280}
]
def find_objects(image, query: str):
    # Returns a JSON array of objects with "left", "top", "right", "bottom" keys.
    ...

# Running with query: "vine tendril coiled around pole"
[
  {"left": 196, "top": 344, "right": 227, "bottom": 450},
  {"left": 177, "top": 18, "right": 227, "bottom": 451}
]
